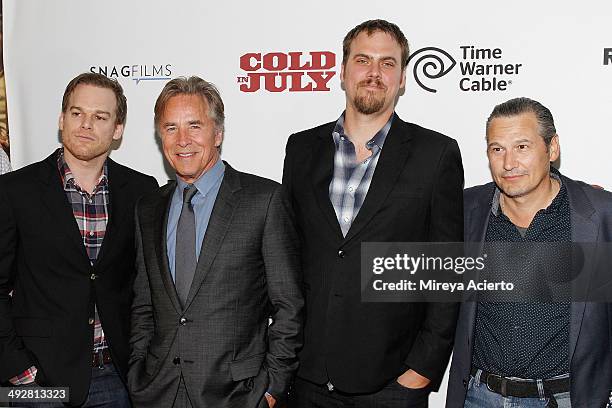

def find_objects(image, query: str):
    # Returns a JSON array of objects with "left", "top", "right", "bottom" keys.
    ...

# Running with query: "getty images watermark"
[{"left": 361, "top": 242, "right": 612, "bottom": 302}]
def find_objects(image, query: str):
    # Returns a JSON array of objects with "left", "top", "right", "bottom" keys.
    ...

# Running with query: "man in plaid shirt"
[
  {"left": 283, "top": 20, "right": 463, "bottom": 407},
  {"left": 0, "top": 73, "right": 158, "bottom": 406}
]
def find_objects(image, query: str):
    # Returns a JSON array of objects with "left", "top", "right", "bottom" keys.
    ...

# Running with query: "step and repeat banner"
[
  {"left": 5, "top": 1, "right": 612, "bottom": 190},
  {"left": 3, "top": 1, "right": 612, "bottom": 404}
]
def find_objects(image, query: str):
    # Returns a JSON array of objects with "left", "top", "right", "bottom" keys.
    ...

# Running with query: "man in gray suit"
[
  {"left": 446, "top": 97, "right": 612, "bottom": 408},
  {"left": 128, "top": 76, "right": 303, "bottom": 408}
]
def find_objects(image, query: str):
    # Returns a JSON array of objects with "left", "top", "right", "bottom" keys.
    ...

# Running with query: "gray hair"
[
  {"left": 154, "top": 76, "right": 225, "bottom": 134},
  {"left": 486, "top": 97, "right": 557, "bottom": 147}
]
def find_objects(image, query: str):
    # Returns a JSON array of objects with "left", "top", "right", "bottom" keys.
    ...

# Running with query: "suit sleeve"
[
  {"left": 0, "top": 184, "right": 36, "bottom": 381},
  {"left": 404, "top": 139, "right": 463, "bottom": 389},
  {"left": 128, "top": 200, "right": 155, "bottom": 383},
  {"left": 261, "top": 184, "right": 304, "bottom": 400}
]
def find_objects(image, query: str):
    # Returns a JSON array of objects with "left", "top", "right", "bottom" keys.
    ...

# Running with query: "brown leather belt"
[{"left": 92, "top": 349, "right": 112, "bottom": 367}]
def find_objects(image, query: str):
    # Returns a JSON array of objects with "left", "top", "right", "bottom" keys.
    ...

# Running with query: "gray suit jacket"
[
  {"left": 446, "top": 175, "right": 612, "bottom": 408},
  {"left": 128, "top": 163, "right": 303, "bottom": 408}
]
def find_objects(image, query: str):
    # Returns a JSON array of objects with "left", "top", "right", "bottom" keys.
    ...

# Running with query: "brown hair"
[
  {"left": 342, "top": 19, "right": 410, "bottom": 68},
  {"left": 154, "top": 76, "right": 225, "bottom": 134},
  {"left": 62, "top": 72, "right": 127, "bottom": 125}
]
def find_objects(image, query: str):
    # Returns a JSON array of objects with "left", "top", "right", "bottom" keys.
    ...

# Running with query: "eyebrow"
[
  {"left": 161, "top": 119, "right": 204, "bottom": 127},
  {"left": 69, "top": 106, "right": 111, "bottom": 116},
  {"left": 487, "top": 138, "right": 532, "bottom": 147},
  {"left": 353, "top": 53, "right": 398, "bottom": 63}
]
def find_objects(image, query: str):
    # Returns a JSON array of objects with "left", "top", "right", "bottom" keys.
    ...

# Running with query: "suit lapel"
[
  {"left": 565, "top": 176, "right": 598, "bottom": 363},
  {"left": 38, "top": 152, "right": 91, "bottom": 270},
  {"left": 183, "top": 163, "right": 240, "bottom": 310},
  {"left": 311, "top": 123, "right": 344, "bottom": 240},
  {"left": 464, "top": 185, "right": 495, "bottom": 346},
  {"left": 154, "top": 182, "right": 183, "bottom": 313},
  {"left": 343, "top": 116, "right": 411, "bottom": 244},
  {"left": 94, "top": 159, "right": 129, "bottom": 268}
]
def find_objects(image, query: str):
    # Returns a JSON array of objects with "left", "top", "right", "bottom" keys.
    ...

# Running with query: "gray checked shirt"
[{"left": 328, "top": 112, "right": 393, "bottom": 236}]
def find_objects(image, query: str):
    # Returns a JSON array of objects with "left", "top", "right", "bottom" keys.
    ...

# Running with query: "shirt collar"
[
  {"left": 332, "top": 111, "right": 394, "bottom": 152},
  {"left": 491, "top": 167, "right": 564, "bottom": 217},
  {"left": 57, "top": 148, "right": 108, "bottom": 192},
  {"left": 175, "top": 158, "right": 225, "bottom": 199}
]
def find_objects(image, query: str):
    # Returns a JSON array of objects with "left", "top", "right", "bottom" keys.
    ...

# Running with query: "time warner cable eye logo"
[
  {"left": 89, "top": 64, "right": 173, "bottom": 84},
  {"left": 408, "top": 46, "right": 523, "bottom": 93},
  {"left": 237, "top": 51, "right": 336, "bottom": 92}
]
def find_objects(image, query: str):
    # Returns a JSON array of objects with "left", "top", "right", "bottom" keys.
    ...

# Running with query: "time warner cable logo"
[
  {"left": 89, "top": 64, "right": 173, "bottom": 84},
  {"left": 237, "top": 51, "right": 336, "bottom": 92},
  {"left": 408, "top": 46, "right": 523, "bottom": 93}
]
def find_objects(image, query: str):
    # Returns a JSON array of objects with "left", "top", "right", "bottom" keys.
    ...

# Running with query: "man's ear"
[{"left": 112, "top": 123, "right": 125, "bottom": 141}]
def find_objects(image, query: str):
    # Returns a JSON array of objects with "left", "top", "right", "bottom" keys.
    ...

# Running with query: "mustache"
[{"left": 357, "top": 78, "right": 386, "bottom": 89}]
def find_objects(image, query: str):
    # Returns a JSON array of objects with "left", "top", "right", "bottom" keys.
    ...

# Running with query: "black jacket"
[
  {"left": 0, "top": 150, "right": 158, "bottom": 405},
  {"left": 283, "top": 114, "right": 464, "bottom": 393}
]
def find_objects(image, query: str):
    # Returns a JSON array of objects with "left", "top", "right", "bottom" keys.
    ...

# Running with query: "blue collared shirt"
[{"left": 166, "top": 159, "right": 225, "bottom": 282}]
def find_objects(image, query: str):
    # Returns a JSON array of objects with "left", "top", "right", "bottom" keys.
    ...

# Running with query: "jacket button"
[
  {"left": 173, "top": 357, "right": 181, "bottom": 365},
  {"left": 88, "top": 318, "right": 94, "bottom": 325},
  {"left": 338, "top": 250, "right": 345, "bottom": 258},
  {"left": 179, "top": 317, "right": 187, "bottom": 326}
]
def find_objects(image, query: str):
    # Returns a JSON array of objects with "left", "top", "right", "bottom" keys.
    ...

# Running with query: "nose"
[
  {"left": 81, "top": 114, "right": 93, "bottom": 130},
  {"left": 502, "top": 150, "right": 517, "bottom": 171},
  {"left": 367, "top": 62, "right": 381, "bottom": 79},
  {"left": 177, "top": 126, "right": 191, "bottom": 147}
]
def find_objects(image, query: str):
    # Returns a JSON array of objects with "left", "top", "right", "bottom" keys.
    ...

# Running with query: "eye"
[
  {"left": 95, "top": 115, "right": 107, "bottom": 121},
  {"left": 489, "top": 146, "right": 503, "bottom": 153},
  {"left": 165, "top": 126, "right": 177, "bottom": 132},
  {"left": 71, "top": 111, "right": 80, "bottom": 117},
  {"left": 356, "top": 58, "right": 368, "bottom": 64},
  {"left": 189, "top": 124, "right": 201, "bottom": 129},
  {"left": 382, "top": 61, "right": 395, "bottom": 68},
  {"left": 517, "top": 144, "right": 528, "bottom": 150}
]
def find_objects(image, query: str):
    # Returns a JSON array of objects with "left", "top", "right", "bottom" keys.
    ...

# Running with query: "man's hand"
[
  {"left": 265, "top": 392, "right": 276, "bottom": 407},
  {"left": 396, "top": 369, "right": 431, "bottom": 389}
]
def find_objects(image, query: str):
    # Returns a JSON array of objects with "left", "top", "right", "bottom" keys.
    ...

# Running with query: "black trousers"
[{"left": 288, "top": 376, "right": 429, "bottom": 408}]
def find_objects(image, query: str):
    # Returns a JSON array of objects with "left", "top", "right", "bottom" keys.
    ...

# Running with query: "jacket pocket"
[
  {"left": 14, "top": 318, "right": 52, "bottom": 337},
  {"left": 229, "top": 352, "right": 265, "bottom": 381}
]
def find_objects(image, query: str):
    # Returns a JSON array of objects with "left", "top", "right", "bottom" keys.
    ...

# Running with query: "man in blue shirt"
[{"left": 128, "top": 76, "right": 303, "bottom": 408}]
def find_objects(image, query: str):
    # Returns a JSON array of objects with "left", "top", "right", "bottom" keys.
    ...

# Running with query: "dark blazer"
[
  {"left": 0, "top": 150, "right": 158, "bottom": 405},
  {"left": 282, "top": 114, "right": 464, "bottom": 393},
  {"left": 446, "top": 175, "right": 612, "bottom": 408},
  {"left": 128, "top": 163, "right": 303, "bottom": 408}
]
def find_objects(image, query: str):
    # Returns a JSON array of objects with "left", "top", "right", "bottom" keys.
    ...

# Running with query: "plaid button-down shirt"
[
  {"left": 329, "top": 113, "right": 393, "bottom": 236},
  {"left": 9, "top": 149, "right": 110, "bottom": 385}
]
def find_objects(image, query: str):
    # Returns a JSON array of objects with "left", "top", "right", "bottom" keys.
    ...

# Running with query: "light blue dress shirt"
[{"left": 166, "top": 159, "right": 225, "bottom": 282}]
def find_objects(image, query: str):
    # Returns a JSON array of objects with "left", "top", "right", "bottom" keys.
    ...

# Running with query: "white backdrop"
[{"left": 4, "top": 1, "right": 612, "bottom": 405}]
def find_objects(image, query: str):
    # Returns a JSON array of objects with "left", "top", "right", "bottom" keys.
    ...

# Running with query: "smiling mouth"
[{"left": 176, "top": 152, "right": 197, "bottom": 158}]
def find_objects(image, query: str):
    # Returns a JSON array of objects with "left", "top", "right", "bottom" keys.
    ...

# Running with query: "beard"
[{"left": 353, "top": 79, "right": 387, "bottom": 115}]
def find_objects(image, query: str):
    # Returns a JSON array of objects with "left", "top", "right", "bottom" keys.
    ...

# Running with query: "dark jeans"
[
  {"left": 288, "top": 376, "right": 429, "bottom": 408},
  {"left": 11, "top": 363, "right": 130, "bottom": 408}
]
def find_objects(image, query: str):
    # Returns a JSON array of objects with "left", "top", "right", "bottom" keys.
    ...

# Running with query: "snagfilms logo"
[
  {"left": 605, "top": 48, "right": 612, "bottom": 65},
  {"left": 237, "top": 51, "right": 336, "bottom": 92},
  {"left": 408, "top": 46, "right": 523, "bottom": 93},
  {"left": 89, "top": 64, "right": 173, "bottom": 84}
]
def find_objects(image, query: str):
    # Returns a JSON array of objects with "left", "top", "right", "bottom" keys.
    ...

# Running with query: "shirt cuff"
[{"left": 9, "top": 366, "right": 37, "bottom": 385}]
